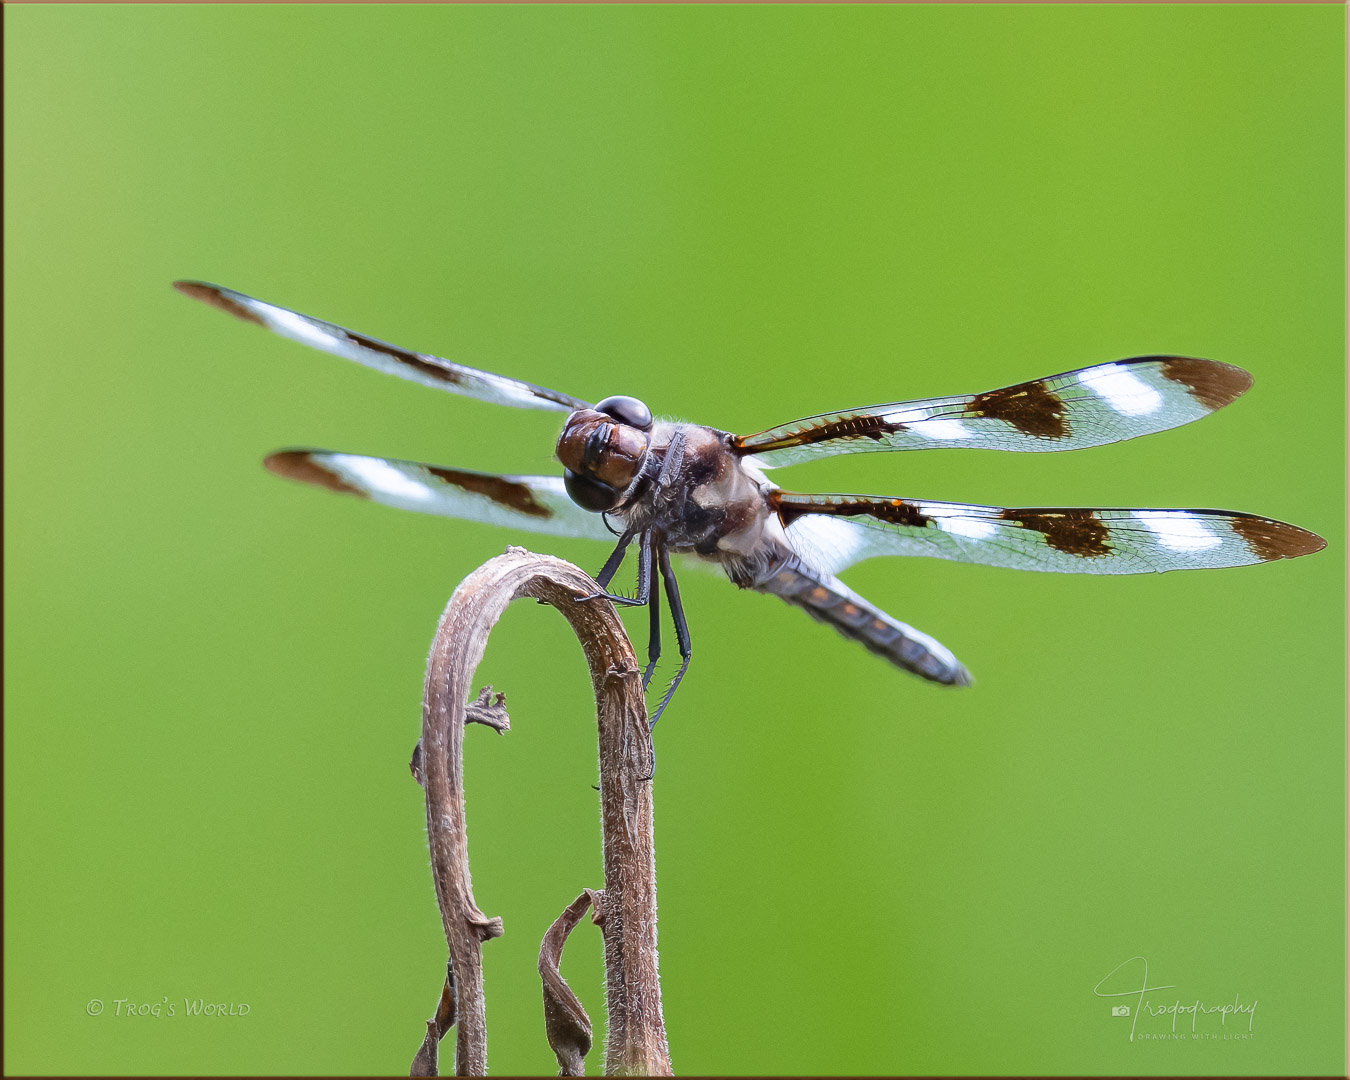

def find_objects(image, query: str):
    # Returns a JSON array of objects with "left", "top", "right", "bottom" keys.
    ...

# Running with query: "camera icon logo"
[{"left": 1111, "top": 1005, "right": 1131, "bottom": 1017}]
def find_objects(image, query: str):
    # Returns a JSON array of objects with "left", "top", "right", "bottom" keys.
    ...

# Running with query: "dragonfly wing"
[
  {"left": 176, "top": 281, "right": 591, "bottom": 412},
  {"left": 266, "top": 449, "right": 615, "bottom": 541},
  {"left": 776, "top": 492, "right": 1325, "bottom": 575},
  {"left": 735, "top": 357, "right": 1252, "bottom": 467}
]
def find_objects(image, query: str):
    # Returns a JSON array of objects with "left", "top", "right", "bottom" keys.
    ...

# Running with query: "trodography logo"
[{"left": 1093, "top": 957, "right": 1258, "bottom": 1043}]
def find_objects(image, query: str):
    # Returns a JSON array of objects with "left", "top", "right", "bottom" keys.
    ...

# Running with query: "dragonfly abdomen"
[{"left": 752, "top": 557, "right": 972, "bottom": 687}]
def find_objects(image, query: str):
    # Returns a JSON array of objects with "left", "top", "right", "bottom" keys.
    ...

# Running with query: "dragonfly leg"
[
  {"left": 593, "top": 526, "right": 636, "bottom": 589},
  {"left": 575, "top": 528, "right": 653, "bottom": 607},
  {"left": 648, "top": 543, "right": 691, "bottom": 730},
  {"left": 642, "top": 558, "right": 662, "bottom": 692}
]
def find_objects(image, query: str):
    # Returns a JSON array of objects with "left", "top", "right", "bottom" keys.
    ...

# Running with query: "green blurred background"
[{"left": 5, "top": 5, "right": 1343, "bottom": 1076}]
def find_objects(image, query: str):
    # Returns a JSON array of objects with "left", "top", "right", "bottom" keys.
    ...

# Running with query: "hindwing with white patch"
[
  {"left": 775, "top": 492, "right": 1325, "bottom": 576},
  {"left": 734, "top": 356, "right": 1251, "bottom": 467}
]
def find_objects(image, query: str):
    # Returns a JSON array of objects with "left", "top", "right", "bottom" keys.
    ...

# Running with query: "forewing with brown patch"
[
  {"left": 774, "top": 492, "right": 1324, "bottom": 576},
  {"left": 264, "top": 450, "right": 616, "bottom": 540},
  {"left": 174, "top": 281, "right": 592, "bottom": 412},
  {"left": 734, "top": 356, "right": 1253, "bottom": 467}
]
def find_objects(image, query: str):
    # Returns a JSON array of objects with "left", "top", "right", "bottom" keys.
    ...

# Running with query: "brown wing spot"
[
  {"left": 1158, "top": 356, "right": 1253, "bottom": 411},
  {"left": 866, "top": 499, "right": 932, "bottom": 528},
  {"left": 1001, "top": 508, "right": 1112, "bottom": 557},
  {"left": 264, "top": 451, "right": 366, "bottom": 497},
  {"left": 1228, "top": 514, "right": 1326, "bottom": 562},
  {"left": 736, "top": 413, "right": 905, "bottom": 454},
  {"left": 969, "top": 379, "right": 1068, "bottom": 439},
  {"left": 774, "top": 495, "right": 931, "bottom": 530},
  {"left": 174, "top": 281, "right": 265, "bottom": 327},
  {"left": 344, "top": 331, "right": 465, "bottom": 385},
  {"left": 424, "top": 466, "right": 552, "bottom": 518},
  {"left": 771, "top": 491, "right": 810, "bottom": 529}
]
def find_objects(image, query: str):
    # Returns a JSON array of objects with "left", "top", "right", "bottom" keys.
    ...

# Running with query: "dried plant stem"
[{"left": 417, "top": 547, "right": 671, "bottom": 1076}]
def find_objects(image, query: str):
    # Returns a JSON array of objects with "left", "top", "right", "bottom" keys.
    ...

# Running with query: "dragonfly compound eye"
[
  {"left": 563, "top": 468, "right": 619, "bottom": 512},
  {"left": 596, "top": 395, "right": 653, "bottom": 431}
]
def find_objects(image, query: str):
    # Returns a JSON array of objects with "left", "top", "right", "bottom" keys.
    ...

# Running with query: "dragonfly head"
[{"left": 556, "top": 398, "right": 653, "bottom": 512}]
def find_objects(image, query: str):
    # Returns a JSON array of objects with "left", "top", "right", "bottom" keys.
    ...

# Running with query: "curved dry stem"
[{"left": 415, "top": 547, "right": 671, "bottom": 1077}]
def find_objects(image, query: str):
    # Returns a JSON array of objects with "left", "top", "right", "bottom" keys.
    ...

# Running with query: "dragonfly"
[{"left": 175, "top": 280, "right": 1325, "bottom": 724}]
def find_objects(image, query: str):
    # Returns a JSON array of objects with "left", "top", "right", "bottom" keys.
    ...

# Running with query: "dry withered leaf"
[
  {"left": 464, "top": 685, "right": 511, "bottom": 733},
  {"left": 539, "top": 890, "right": 603, "bottom": 1076},
  {"left": 409, "top": 962, "right": 456, "bottom": 1077},
  {"left": 409, "top": 741, "right": 425, "bottom": 788}
]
